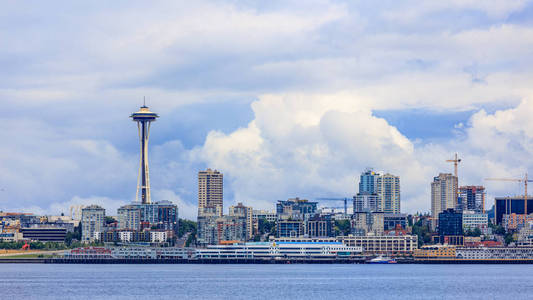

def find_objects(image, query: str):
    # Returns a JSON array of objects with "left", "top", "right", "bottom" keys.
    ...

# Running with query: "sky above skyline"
[{"left": 2, "top": 1, "right": 533, "bottom": 219}]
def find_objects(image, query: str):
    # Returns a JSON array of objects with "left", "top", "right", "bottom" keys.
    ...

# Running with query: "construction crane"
[
  {"left": 446, "top": 153, "right": 461, "bottom": 178},
  {"left": 315, "top": 198, "right": 350, "bottom": 216},
  {"left": 446, "top": 153, "right": 462, "bottom": 206},
  {"left": 485, "top": 173, "right": 533, "bottom": 218}
]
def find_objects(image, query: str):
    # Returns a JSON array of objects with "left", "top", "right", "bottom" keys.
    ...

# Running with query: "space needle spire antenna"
[{"left": 130, "top": 100, "right": 158, "bottom": 204}]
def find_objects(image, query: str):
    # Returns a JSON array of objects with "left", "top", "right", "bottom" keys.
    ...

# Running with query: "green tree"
[
  {"left": 178, "top": 219, "right": 197, "bottom": 238},
  {"left": 334, "top": 220, "right": 351, "bottom": 236},
  {"left": 65, "top": 225, "right": 82, "bottom": 246},
  {"left": 258, "top": 219, "right": 276, "bottom": 235},
  {"left": 489, "top": 223, "right": 506, "bottom": 235},
  {"left": 185, "top": 232, "right": 196, "bottom": 247},
  {"left": 504, "top": 233, "right": 514, "bottom": 245},
  {"left": 105, "top": 216, "right": 116, "bottom": 224},
  {"left": 412, "top": 220, "right": 433, "bottom": 247}
]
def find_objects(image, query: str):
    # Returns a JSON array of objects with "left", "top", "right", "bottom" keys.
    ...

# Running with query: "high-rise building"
[
  {"left": 117, "top": 205, "right": 141, "bottom": 231},
  {"left": 81, "top": 205, "right": 105, "bottom": 243},
  {"left": 130, "top": 105, "right": 158, "bottom": 204},
  {"left": 359, "top": 168, "right": 379, "bottom": 194},
  {"left": 198, "top": 169, "right": 223, "bottom": 216},
  {"left": 354, "top": 170, "right": 401, "bottom": 214},
  {"left": 353, "top": 194, "right": 380, "bottom": 212},
  {"left": 377, "top": 173, "right": 400, "bottom": 213},
  {"left": 229, "top": 203, "right": 253, "bottom": 240},
  {"left": 459, "top": 186, "right": 485, "bottom": 213},
  {"left": 431, "top": 173, "right": 458, "bottom": 223}
]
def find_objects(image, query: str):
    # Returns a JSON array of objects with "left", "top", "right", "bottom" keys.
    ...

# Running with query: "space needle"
[{"left": 131, "top": 102, "right": 159, "bottom": 204}]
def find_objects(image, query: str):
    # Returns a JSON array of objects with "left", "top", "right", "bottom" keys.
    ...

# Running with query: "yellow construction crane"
[
  {"left": 446, "top": 153, "right": 461, "bottom": 178},
  {"left": 446, "top": 153, "right": 461, "bottom": 207},
  {"left": 485, "top": 173, "right": 533, "bottom": 218}
]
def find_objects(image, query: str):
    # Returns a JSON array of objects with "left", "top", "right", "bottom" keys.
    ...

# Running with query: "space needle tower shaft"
[{"left": 130, "top": 103, "right": 158, "bottom": 204}]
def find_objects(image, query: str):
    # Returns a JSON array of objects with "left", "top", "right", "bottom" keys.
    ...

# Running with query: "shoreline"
[{"left": 2, "top": 258, "right": 533, "bottom": 264}]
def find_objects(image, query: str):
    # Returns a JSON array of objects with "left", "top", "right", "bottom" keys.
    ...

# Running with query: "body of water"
[{"left": 1, "top": 264, "right": 532, "bottom": 299}]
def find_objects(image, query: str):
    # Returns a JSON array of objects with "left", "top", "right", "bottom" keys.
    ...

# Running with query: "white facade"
[
  {"left": 462, "top": 211, "right": 488, "bottom": 230},
  {"left": 65, "top": 247, "right": 195, "bottom": 259},
  {"left": 252, "top": 210, "right": 277, "bottom": 222},
  {"left": 341, "top": 235, "right": 418, "bottom": 255},
  {"left": 456, "top": 247, "right": 533, "bottom": 260},
  {"left": 150, "top": 231, "right": 167, "bottom": 243},
  {"left": 377, "top": 173, "right": 401, "bottom": 213},
  {"left": 119, "top": 231, "right": 133, "bottom": 242},
  {"left": 196, "top": 241, "right": 362, "bottom": 259}
]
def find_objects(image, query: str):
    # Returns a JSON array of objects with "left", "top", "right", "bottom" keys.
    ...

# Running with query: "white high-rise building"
[{"left": 377, "top": 173, "right": 400, "bottom": 213}]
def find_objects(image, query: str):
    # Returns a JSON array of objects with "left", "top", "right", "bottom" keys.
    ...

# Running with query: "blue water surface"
[{"left": 0, "top": 264, "right": 531, "bottom": 299}]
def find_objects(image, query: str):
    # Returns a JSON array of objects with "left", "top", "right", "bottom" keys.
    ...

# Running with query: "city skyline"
[{"left": 2, "top": 1, "right": 533, "bottom": 219}]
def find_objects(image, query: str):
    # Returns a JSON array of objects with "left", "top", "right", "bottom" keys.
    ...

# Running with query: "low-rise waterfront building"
[
  {"left": 196, "top": 241, "right": 362, "bottom": 259},
  {"left": 20, "top": 227, "right": 67, "bottom": 242},
  {"left": 64, "top": 247, "right": 195, "bottom": 260},
  {"left": 413, "top": 245, "right": 456, "bottom": 259},
  {"left": 456, "top": 247, "right": 533, "bottom": 260},
  {"left": 339, "top": 234, "right": 418, "bottom": 256}
]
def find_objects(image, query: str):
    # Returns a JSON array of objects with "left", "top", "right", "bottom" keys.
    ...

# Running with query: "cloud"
[
  {"left": 153, "top": 189, "right": 197, "bottom": 220},
  {"left": 2, "top": 0, "right": 533, "bottom": 217}
]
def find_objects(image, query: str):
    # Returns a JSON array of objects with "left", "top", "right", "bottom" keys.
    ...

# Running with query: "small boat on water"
[{"left": 368, "top": 255, "right": 397, "bottom": 264}]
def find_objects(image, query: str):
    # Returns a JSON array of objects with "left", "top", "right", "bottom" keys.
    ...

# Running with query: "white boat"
[{"left": 369, "top": 255, "right": 397, "bottom": 264}]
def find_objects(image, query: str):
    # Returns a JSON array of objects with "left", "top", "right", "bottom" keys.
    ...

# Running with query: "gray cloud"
[{"left": 2, "top": 0, "right": 533, "bottom": 217}]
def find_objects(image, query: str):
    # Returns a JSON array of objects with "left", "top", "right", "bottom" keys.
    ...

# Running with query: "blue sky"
[{"left": 2, "top": 0, "right": 533, "bottom": 219}]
